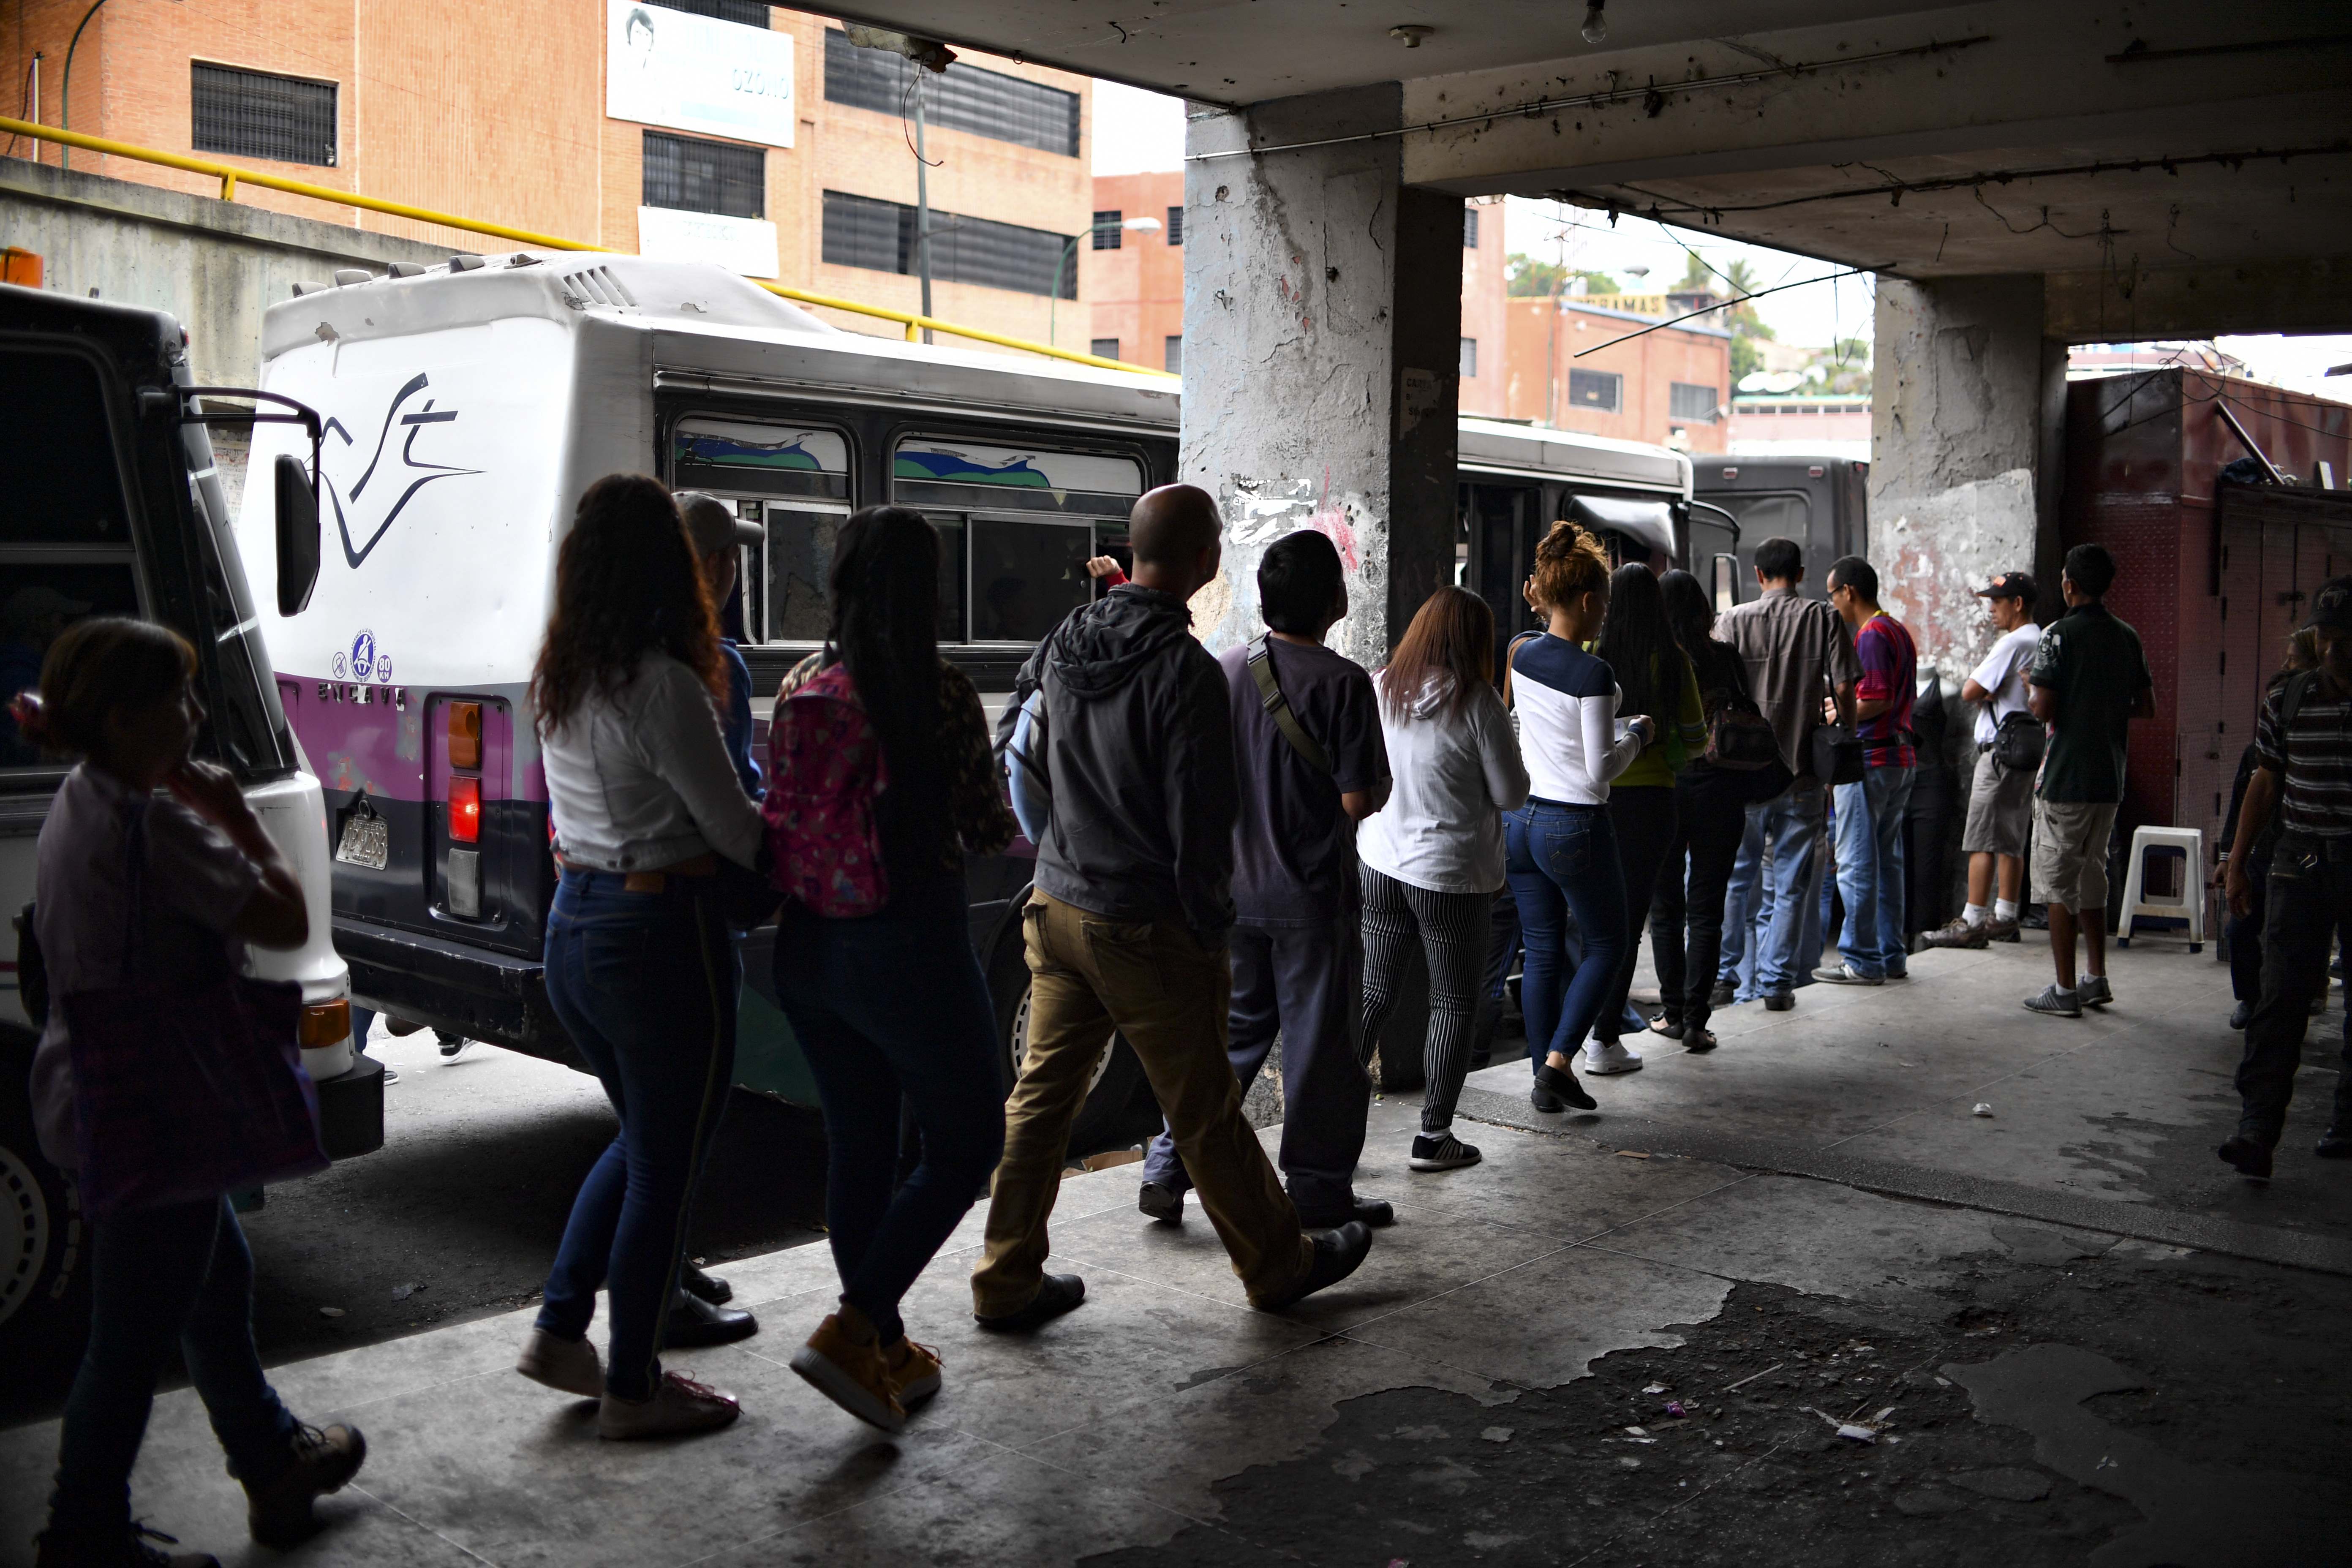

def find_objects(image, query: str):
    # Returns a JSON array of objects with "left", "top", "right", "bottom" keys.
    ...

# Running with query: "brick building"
[
  {"left": 1503, "top": 296, "right": 1731, "bottom": 453},
  {"left": 1085, "top": 169, "right": 1507, "bottom": 389},
  {"left": 0, "top": 0, "right": 1092, "bottom": 348}
]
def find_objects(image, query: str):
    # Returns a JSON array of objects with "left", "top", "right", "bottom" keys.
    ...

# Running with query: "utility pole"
[{"left": 913, "top": 78, "right": 933, "bottom": 345}]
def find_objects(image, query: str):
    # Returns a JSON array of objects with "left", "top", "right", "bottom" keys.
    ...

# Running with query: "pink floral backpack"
[{"left": 762, "top": 661, "right": 890, "bottom": 917}]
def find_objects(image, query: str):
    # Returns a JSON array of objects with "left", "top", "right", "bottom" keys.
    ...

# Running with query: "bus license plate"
[{"left": 335, "top": 812, "right": 389, "bottom": 870}]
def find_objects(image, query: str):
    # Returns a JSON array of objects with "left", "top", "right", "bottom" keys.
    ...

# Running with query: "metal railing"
[{"left": 0, "top": 115, "right": 1169, "bottom": 378}]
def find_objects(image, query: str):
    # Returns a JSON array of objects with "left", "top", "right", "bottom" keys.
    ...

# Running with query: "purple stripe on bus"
[{"left": 279, "top": 675, "right": 548, "bottom": 803}]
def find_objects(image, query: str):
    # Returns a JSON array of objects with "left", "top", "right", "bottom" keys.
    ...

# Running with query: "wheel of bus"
[
  {"left": 0, "top": 1031, "right": 91, "bottom": 1399},
  {"left": 985, "top": 923, "right": 1146, "bottom": 1160}
]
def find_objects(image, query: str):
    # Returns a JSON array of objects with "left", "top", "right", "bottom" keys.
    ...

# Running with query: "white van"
[
  {"left": 0, "top": 284, "right": 372, "bottom": 1367},
  {"left": 228, "top": 252, "right": 1699, "bottom": 1141}
]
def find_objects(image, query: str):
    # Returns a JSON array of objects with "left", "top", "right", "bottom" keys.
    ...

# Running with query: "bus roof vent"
[
  {"left": 387, "top": 262, "right": 427, "bottom": 279},
  {"left": 561, "top": 265, "right": 637, "bottom": 309},
  {"left": 332, "top": 269, "right": 373, "bottom": 286}
]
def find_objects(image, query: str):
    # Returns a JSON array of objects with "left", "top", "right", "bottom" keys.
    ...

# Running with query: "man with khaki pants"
[{"left": 974, "top": 486, "right": 1375, "bottom": 1327}]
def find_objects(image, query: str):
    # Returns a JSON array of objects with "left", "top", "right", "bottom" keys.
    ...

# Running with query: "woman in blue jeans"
[
  {"left": 1503, "top": 523, "right": 1653, "bottom": 1114},
  {"left": 516, "top": 474, "right": 766, "bottom": 1440},
  {"left": 768, "top": 506, "right": 1015, "bottom": 1432}
]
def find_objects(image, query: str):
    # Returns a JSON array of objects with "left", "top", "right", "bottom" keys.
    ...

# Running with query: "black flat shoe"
[
  {"left": 1530, "top": 1083, "right": 1564, "bottom": 1113},
  {"left": 1683, "top": 1026, "right": 1719, "bottom": 1054},
  {"left": 1299, "top": 1196, "right": 1393, "bottom": 1229},
  {"left": 681, "top": 1261, "right": 732, "bottom": 1306},
  {"left": 975, "top": 1272, "right": 1086, "bottom": 1332},
  {"left": 1710, "top": 981, "right": 1737, "bottom": 1008},
  {"left": 2228, "top": 1001, "right": 2251, "bottom": 1031},
  {"left": 1260, "top": 1222, "right": 1373, "bottom": 1310},
  {"left": 1533, "top": 1061, "right": 1596, "bottom": 1111},
  {"left": 660, "top": 1289, "right": 757, "bottom": 1349},
  {"left": 1137, "top": 1181, "right": 1185, "bottom": 1223},
  {"left": 2217, "top": 1134, "right": 2274, "bottom": 1181}
]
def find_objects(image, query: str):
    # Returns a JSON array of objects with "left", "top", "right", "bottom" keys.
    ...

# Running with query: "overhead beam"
[{"left": 2044, "top": 256, "right": 2352, "bottom": 342}]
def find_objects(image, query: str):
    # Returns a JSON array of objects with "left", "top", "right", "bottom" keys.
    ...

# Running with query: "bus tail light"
[
  {"left": 448, "top": 702, "right": 482, "bottom": 770},
  {"left": 299, "top": 998, "right": 351, "bottom": 1050},
  {"left": 448, "top": 776, "right": 480, "bottom": 843}
]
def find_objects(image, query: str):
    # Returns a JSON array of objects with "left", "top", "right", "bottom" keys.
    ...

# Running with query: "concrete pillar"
[
  {"left": 1868, "top": 275, "right": 2067, "bottom": 678},
  {"left": 1180, "top": 85, "right": 1462, "bottom": 667}
]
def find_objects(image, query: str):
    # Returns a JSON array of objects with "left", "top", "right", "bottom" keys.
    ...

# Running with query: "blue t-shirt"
[{"left": 719, "top": 639, "right": 761, "bottom": 799}]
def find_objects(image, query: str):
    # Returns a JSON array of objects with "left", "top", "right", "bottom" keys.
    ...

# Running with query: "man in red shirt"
[{"left": 1816, "top": 555, "right": 1918, "bottom": 985}]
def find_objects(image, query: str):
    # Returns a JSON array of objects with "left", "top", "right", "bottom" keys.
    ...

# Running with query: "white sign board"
[
  {"left": 638, "top": 207, "right": 781, "bottom": 279},
  {"left": 608, "top": 0, "right": 795, "bottom": 149}
]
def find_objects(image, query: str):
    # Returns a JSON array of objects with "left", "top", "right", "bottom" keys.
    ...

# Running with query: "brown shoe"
[
  {"left": 790, "top": 1309, "right": 906, "bottom": 1432},
  {"left": 1985, "top": 916, "right": 2021, "bottom": 942},
  {"left": 882, "top": 1336, "right": 944, "bottom": 1410},
  {"left": 243, "top": 1423, "right": 366, "bottom": 1548},
  {"left": 1919, "top": 917, "right": 1987, "bottom": 950},
  {"left": 597, "top": 1371, "right": 742, "bottom": 1440}
]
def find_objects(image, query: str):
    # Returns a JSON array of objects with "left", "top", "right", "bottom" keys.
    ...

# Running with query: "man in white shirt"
[{"left": 1923, "top": 572, "right": 2041, "bottom": 948}]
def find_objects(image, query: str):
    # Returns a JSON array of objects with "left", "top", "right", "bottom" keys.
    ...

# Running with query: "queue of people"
[{"left": 39, "top": 461, "right": 2303, "bottom": 1565}]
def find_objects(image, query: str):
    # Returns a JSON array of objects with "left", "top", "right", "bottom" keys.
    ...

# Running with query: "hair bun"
[
  {"left": 8, "top": 690, "right": 50, "bottom": 746},
  {"left": 1536, "top": 520, "right": 1603, "bottom": 562}
]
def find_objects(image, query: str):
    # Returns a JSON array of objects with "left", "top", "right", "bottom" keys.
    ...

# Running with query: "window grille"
[
  {"left": 191, "top": 63, "right": 336, "bottom": 167},
  {"left": 1460, "top": 337, "right": 1478, "bottom": 378},
  {"left": 1092, "top": 211, "right": 1123, "bottom": 250},
  {"left": 1091, "top": 338, "right": 1121, "bottom": 361},
  {"left": 821, "top": 191, "right": 1078, "bottom": 298},
  {"left": 1166, "top": 207, "right": 1184, "bottom": 245},
  {"left": 1670, "top": 381, "right": 1721, "bottom": 421},
  {"left": 643, "top": 0, "right": 769, "bottom": 25},
  {"left": 1463, "top": 208, "right": 1479, "bottom": 248},
  {"left": 823, "top": 30, "right": 1080, "bottom": 156},
  {"left": 1164, "top": 336, "right": 1183, "bottom": 374},
  {"left": 644, "top": 132, "right": 765, "bottom": 218},
  {"left": 1567, "top": 369, "right": 1622, "bottom": 413}
]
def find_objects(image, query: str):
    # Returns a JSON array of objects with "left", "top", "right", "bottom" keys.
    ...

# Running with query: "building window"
[
  {"left": 1166, "top": 206, "right": 1184, "bottom": 245},
  {"left": 643, "top": 0, "right": 769, "bottom": 24},
  {"left": 1459, "top": 337, "right": 1478, "bottom": 378},
  {"left": 1669, "top": 381, "right": 1721, "bottom": 421},
  {"left": 1463, "top": 208, "right": 1479, "bottom": 248},
  {"left": 1091, "top": 338, "right": 1120, "bottom": 361},
  {"left": 1164, "top": 336, "right": 1183, "bottom": 374},
  {"left": 1567, "top": 368, "right": 1622, "bottom": 413},
  {"left": 823, "top": 30, "right": 1080, "bottom": 157},
  {"left": 1092, "top": 211, "right": 1123, "bottom": 250},
  {"left": 822, "top": 190, "right": 1078, "bottom": 298},
  {"left": 643, "top": 131, "right": 765, "bottom": 218},
  {"left": 191, "top": 63, "right": 336, "bottom": 167}
]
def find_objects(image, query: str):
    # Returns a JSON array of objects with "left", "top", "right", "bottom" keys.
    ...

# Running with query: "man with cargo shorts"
[
  {"left": 1922, "top": 572, "right": 2042, "bottom": 949},
  {"left": 2021, "top": 544, "right": 2153, "bottom": 1018}
]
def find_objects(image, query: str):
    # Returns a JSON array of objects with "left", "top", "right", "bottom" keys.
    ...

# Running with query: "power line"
[{"left": 1572, "top": 265, "right": 1881, "bottom": 358}]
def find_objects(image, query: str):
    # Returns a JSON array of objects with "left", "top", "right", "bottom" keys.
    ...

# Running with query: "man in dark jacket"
[{"left": 972, "top": 485, "right": 1374, "bottom": 1328}]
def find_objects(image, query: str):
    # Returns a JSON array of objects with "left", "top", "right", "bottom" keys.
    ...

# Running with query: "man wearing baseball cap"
[
  {"left": 677, "top": 491, "right": 768, "bottom": 798},
  {"left": 2220, "top": 573, "right": 2352, "bottom": 1178},
  {"left": 1922, "top": 572, "right": 2041, "bottom": 949}
]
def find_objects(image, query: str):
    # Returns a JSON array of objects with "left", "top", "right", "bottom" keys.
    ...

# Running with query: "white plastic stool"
[{"left": 2117, "top": 825, "right": 2205, "bottom": 953}]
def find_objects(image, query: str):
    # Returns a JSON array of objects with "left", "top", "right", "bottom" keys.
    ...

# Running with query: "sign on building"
[
  {"left": 637, "top": 207, "right": 781, "bottom": 279},
  {"left": 607, "top": 0, "right": 796, "bottom": 149}
]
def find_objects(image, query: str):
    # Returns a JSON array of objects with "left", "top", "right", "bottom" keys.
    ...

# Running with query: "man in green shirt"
[{"left": 2022, "top": 544, "right": 2155, "bottom": 1018}]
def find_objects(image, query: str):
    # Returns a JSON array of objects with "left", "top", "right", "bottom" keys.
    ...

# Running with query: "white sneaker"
[
  {"left": 1583, "top": 1040, "right": 1644, "bottom": 1075},
  {"left": 1810, "top": 963, "right": 1884, "bottom": 986}
]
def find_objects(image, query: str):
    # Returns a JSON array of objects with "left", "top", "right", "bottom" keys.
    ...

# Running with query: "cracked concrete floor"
[{"left": 3, "top": 938, "right": 2348, "bottom": 1566}]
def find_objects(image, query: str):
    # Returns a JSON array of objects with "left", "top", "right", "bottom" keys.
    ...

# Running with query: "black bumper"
[
  {"left": 334, "top": 918, "right": 581, "bottom": 1069},
  {"left": 317, "top": 1053, "right": 385, "bottom": 1160}
]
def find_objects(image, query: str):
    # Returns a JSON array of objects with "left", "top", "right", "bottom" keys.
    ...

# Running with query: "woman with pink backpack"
[{"left": 765, "top": 505, "right": 1015, "bottom": 1432}]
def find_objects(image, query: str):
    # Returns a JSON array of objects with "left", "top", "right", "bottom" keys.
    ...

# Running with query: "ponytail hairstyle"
[
  {"left": 11, "top": 616, "right": 196, "bottom": 760},
  {"left": 1596, "top": 562, "right": 1677, "bottom": 724},
  {"left": 1528, "top": 521, "right": 1611, "bottom": 613},
  {"left": 828, "top": 506, "right": 942, "bottom": 784},
  {"left": 531, "top": 474, "right": 723, "bottom": 737}
]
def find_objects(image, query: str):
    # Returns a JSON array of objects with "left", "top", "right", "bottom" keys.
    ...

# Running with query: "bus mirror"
[{"left": 275, "top": 453, "right": 321, "bottom": 616}]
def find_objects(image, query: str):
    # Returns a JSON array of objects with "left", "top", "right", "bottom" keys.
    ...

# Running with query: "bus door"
[{"left": 1459, "top": 481, "right": 1536, "bottom": 680}]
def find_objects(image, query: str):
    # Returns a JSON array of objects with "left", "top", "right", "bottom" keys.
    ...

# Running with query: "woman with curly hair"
[
  {"left": 514, "top": 474, "right": 764, "bottom": 1440},
  {"left": 1505, "top": 523, "right": 1653, "bottom": 1115}
]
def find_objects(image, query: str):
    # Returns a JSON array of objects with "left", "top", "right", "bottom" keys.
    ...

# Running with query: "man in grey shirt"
[{"left": 1712, "top": 536, "right": 1860, "bottom": 1010}]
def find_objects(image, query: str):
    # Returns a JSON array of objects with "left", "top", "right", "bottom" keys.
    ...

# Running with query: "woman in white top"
[
  {"left": 1358, "top": 586, "right": 1529, "bottom": 1173},
  {"left": 515, "top": 474, "right": 765, "bottom": 1442},
  {"left": 1503, "top": 523, "right": 1653, "bottom": 1115}
]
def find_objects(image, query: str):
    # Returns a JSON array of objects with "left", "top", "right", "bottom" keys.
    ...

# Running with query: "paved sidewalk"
[{"left": 4, "top": 937, "right": 2348, "bottom": 1566}]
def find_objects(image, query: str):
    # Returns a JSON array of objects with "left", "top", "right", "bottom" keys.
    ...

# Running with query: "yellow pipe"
[{"left": 0, "top": 114, "right": 1174, "bottom": 378}]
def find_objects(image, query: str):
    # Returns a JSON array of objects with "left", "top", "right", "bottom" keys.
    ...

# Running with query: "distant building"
[
  {"left": 2067, "top": 342, "right": 2246, "bottom": 377},
  {"left": 1502, "top": 296, "right": 1733, "bottom": 453},
  {"left": 1, "top": 2, "right": 1093, "bottom": 351},
  {"left": 1728, "top": 393, "right": 1871, "bottom": 460},
  {"left": 1459, "top": 201, "right": 1510, "bottom": 417}
]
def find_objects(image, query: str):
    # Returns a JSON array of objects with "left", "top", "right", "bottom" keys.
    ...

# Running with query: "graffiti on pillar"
[{"left": 1209, "top": 468, "right": 1382, "bottom": 667}]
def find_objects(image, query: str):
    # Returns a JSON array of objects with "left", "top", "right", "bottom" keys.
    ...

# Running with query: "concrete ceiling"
[{"left": 830, "top": 0, "right": 2352, "bottom": 330}]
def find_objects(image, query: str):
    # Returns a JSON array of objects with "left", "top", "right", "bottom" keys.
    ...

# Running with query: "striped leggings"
[{"left": 1359, "top": 865, "right": 1494, "bottom": 1135}]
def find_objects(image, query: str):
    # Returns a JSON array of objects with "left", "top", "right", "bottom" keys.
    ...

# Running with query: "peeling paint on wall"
[{"left": 1876, "top": 466, "right": 2036, "bottom": 678}]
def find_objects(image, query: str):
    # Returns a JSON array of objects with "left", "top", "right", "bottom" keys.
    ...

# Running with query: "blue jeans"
[
  {"left": 1484, "top": 893, "right": 1644, "bottom": 1035},
  {"left": 536, "top": 868, "right": 739, "bottom": 1401},
  {"left": 1740, "top": 779, "right": 1829, "bottom": 998},
  {"left": 48, "top": 1197, "right": 297, "bottom": 1538},
  {"left": 774, "top": 880, "right": 1006, "bottom": 1343},
  {"left": 1506, "top": 802, "right": 1626, "bottom": 1066},
  {"left": 1834, "top": 765, "right": 1916, "bottom": 979}
]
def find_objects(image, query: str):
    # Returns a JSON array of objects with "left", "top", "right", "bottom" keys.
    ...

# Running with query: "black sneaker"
[
  {"left": 2316, "top": 1127, "right": 2352, "bottom": 1160},
  {"left": 1259, "top": 1222, "right": 1373, "bottom": 1311},
  {"left": 436, "top": 1031, "right": 470, "bottom": 1059},
  {"left": 2229, "top": 1001, "right": 2252, "bottom": 1031},
  {"left": 1137, "top": 1181, "right": 1184, "bottom": 1223},
  {"left": 1533, "top": 1060, "right": 1596, "bottom": 1111},
  {"left": 2217, "top": 1134, "right": 2274, "bottom": 1180},
  {"left": 975, "top": 1272, "right": 1086, "bottom": 1331},
  {"left": 1763, "top": 992, "right": 1794, "bottom": 1012},
  {"left": 1710, "top": 980, "right": 1737, "bottom": 1008},
  {"left": 1409, "top": 1133, "right": 1481, "bottom": 1171}
]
